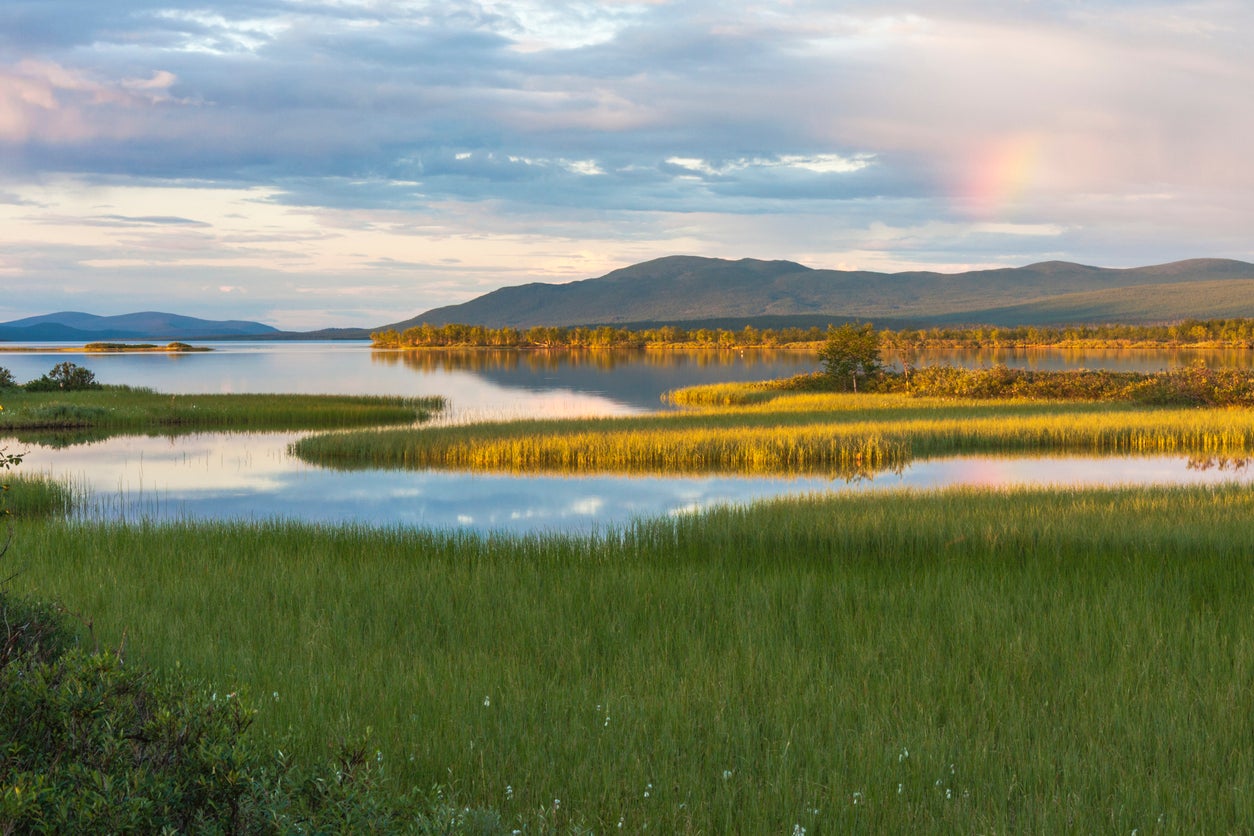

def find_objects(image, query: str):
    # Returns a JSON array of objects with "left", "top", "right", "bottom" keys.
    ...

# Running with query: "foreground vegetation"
[
  {"left": 0, "top": 589, "right": 501, "bottom": 833},
  {"left": 9, "top": 485, "right": 1254, "bottom": 831}
]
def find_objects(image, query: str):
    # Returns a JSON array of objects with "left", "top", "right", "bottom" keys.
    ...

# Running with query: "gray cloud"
[{"left": 2, "top": 0, "right": 1252, "bottom": 326}]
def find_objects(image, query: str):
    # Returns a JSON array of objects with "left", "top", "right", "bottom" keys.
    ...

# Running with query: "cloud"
[
  {"left": 79, "top": 214, "right": 212, "bottom": 227},
  {"left": 664, "top": 154, "right": 874, "bottom": 178},
  {"left": 1, "top": 0, "right": 1251, "bottom": 327}
]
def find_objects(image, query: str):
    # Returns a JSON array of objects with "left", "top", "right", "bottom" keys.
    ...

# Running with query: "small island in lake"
[
  {"left": 0, "top": 341, "right": 213, "bottom": 353},
  {"left": 83, "top": 341, "right": 211, "bottom": 352}
]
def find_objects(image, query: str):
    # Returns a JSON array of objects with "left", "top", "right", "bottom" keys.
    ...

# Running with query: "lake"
[{"left": 4, "top": 341, "right": 1254, "bottom": 532}]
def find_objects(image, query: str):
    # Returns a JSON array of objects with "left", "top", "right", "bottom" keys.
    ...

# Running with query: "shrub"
[
  {"left": 0, "top": 577, "right": 507, "bottom": 833},
  {"left": 0, "top": 624, "right": 508, "bottom": 833},
  {"left": 24, "top": 362, "right": 100, "bottom": 392},
  {"left": 0, "top": 594, "right": 74, "bottom": 671},
  {"left": 1127, "top": 363, "right": 1254, "bottom": 407},
  {"left": 0, "top": 367, "right": 16, "bottom": 390},
  {"left": 818, "top": 322, "right": 882, "bottom": 392}
]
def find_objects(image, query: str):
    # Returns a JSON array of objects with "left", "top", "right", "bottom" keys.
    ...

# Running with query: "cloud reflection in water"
[{"left": 11, "top": 431, "right": 1254, "bottom": 534}]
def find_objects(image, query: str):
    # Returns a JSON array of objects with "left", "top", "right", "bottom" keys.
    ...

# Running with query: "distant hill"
[
  {"left": 381, "top": 256, "right": 1254, "bottom": 330},
  {"left": 0, "top": 311, "right": 284, "bottom": 341}
]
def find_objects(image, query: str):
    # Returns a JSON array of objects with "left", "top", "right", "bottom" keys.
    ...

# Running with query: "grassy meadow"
[
  {"left": 8, "top": 374, "right": 1254, "bottom": 831},
  {"left": 9, "top": 485, "right": 1254, "bottom": 832},
  {"left": 0, "top": 387, "right": 443, "bottom": 442}
]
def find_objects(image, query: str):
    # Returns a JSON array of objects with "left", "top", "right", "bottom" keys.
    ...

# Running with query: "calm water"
[
  {"left": 0, "top": 342, "right": 817, "bottom": 420},
  {"left": 4, "top": 342, "right": 1253, "bottom": 533}
]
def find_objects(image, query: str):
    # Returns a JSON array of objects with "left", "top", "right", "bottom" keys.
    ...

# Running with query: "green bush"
[
  {"left": 818, "top": 322, "right": 883, "bottom": 392},
  {"left": 0, "top": 367, "right": 16, "bottom": 390},
  {"left": 0, "top": 594, "right": 74, "bottom": 669},
  {"left": 24, "top": 362, "right": 101, "bottom": 392},
  {"left": 0, "top": 592, "right": 507, "bottom": 834}
]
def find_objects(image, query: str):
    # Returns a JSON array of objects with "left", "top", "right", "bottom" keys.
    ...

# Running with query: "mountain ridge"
[
  {"left": 6, "top": 257, "right": 1254, "bottom": 340},
  {"left": 0, "top": 312, "right": 380, "bottom": 342},
  {"left": 0, "top": 311, "right": 288, "bottom": 342},
  {"left": 384, "top": 256, "right": 1254, "bottom": 330}
]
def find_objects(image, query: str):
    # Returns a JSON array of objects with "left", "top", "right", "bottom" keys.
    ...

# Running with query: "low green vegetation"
[
  {"left": 9, "top": 485, "right": 1254, "bottom": 832},
  {"left": 0, "top": 442, "right": 74, "bottom": 518},
  {"left": 2, "top": 474, "right": 76, "bottom": 517},
  {"left": 0, "top": 386, "right": 443, "bottom": 442},
  {"left": 0, "top": 589, "right": 501, "bottom": 833}
]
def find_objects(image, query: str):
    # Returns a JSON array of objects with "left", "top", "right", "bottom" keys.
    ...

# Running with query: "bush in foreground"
[
  {"left": 0, "top": 592, "right": 507, "bottom": 835},
  {"left": 23, "top": 362, "right": 102, "bottom": 393}
]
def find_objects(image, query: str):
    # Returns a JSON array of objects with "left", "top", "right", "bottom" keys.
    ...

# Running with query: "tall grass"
[
  {"left": 11, "top": 485, "right": 1254, "bottom": 831},
  {"left": 293, "top": 391, "right": 1254, "bottom": 476},
  {"left": 2, "top": 473, "right": 77, "bottom": 517}
]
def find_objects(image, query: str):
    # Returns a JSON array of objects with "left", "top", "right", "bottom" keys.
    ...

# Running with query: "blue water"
[
  {"left": 4, "top": 343, "right": 1253, "bottom": 533},
  {"left": 22, "top": 431, "right": 1254, "bottom": 535}
]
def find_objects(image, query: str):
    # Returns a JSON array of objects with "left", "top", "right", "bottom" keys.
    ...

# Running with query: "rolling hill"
[
  {"left": 0, "top": 312, "right": 284, "bottom": 341},
  {"left": 382, "top": 256, "right": 1254, "bottom": 330}
]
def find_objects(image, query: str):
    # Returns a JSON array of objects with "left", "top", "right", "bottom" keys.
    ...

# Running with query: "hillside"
[
  {"left": 0, "top": 311, "right": 283, "bottom": 341},
  {"left": 382, "top": 256, "right": 1254, "bottom": 330}
]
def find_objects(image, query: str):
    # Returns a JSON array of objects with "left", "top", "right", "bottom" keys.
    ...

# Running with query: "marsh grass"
[
  {"left": 293, "top": 389, "right": 1254, "bottom": 476},
  {"left": 2, "top": 473, "right": 76, "bottom": 517},
  {"left": 11, "top": 485, "right": 1254, "bottom": 831},
  {"left": 0, "top": 388, "right": 443, "bottom": 440}
]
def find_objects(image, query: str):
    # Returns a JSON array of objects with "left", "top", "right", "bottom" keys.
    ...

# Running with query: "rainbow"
[{"left": 957, "top": 134, "right": 1042, "bottom": 219}]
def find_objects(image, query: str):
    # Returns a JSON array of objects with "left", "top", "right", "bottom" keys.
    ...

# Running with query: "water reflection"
[
  {"left": 372, "top": 347, "right": 816, "bottom": 413},
  {"left": 14, "top": 431, "right": 1254, "bottom": 534},
  {"left": 371, "top": 347, "right": 814, "bottom": 373},
  {"left": 6, "top": 343, "right": 1254, "bottom": 533},
  {"left": 3, "top": 342, "right": 1253, "bottom": 413},
  {"left": 1185, "top": 455, "right": 1253, "bottom": 473}
]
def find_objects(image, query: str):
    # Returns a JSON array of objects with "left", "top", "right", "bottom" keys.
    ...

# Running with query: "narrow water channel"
[{"left": 18, "top": 431, "right": 1253, "bottom": 534}]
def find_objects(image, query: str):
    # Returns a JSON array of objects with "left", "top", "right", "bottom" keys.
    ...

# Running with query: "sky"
[{"left": 2, "top": 1, "right": 1252, "bottom": 330}]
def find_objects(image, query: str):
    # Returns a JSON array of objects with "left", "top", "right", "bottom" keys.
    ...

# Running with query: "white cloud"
[
  {"left": 563, "top": 159, "right": 604, "bottom": 176},
  {"left": 665, "top": 153, "right": 874, "bottom": 177},
  {"left": 1, "top": 0, "right": 1251, "bottom": 325}
]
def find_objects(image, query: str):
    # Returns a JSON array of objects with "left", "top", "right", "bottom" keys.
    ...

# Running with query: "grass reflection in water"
[{"left": 292, "top": 389, "right": 1254, "bottom": 478}]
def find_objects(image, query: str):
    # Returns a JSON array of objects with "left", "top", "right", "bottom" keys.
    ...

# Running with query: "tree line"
[
  {"left": 812, "top": 321, "right": 1254, "bottom": 405},
  {"left": 372, "top": 318, "right": 1254, "bottom": 350},
  {"left": 370, "top": 323, "right": 829, "bottom": 348}
]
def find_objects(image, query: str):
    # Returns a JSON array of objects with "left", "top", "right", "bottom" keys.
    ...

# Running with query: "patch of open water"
[{"left": 16, "top": 431, "right": 1254, "bottom": 535}]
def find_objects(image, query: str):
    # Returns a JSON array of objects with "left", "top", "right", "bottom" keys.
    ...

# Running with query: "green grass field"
[
  {"left": 0, "top": 387, "right": 443, "bottom": 442},
  {"left": 9, "top": 484, "right": 1254, "bottom": 832},
  {"left": 8, "top": 379, "right": 1254, "bottom": 831}
]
